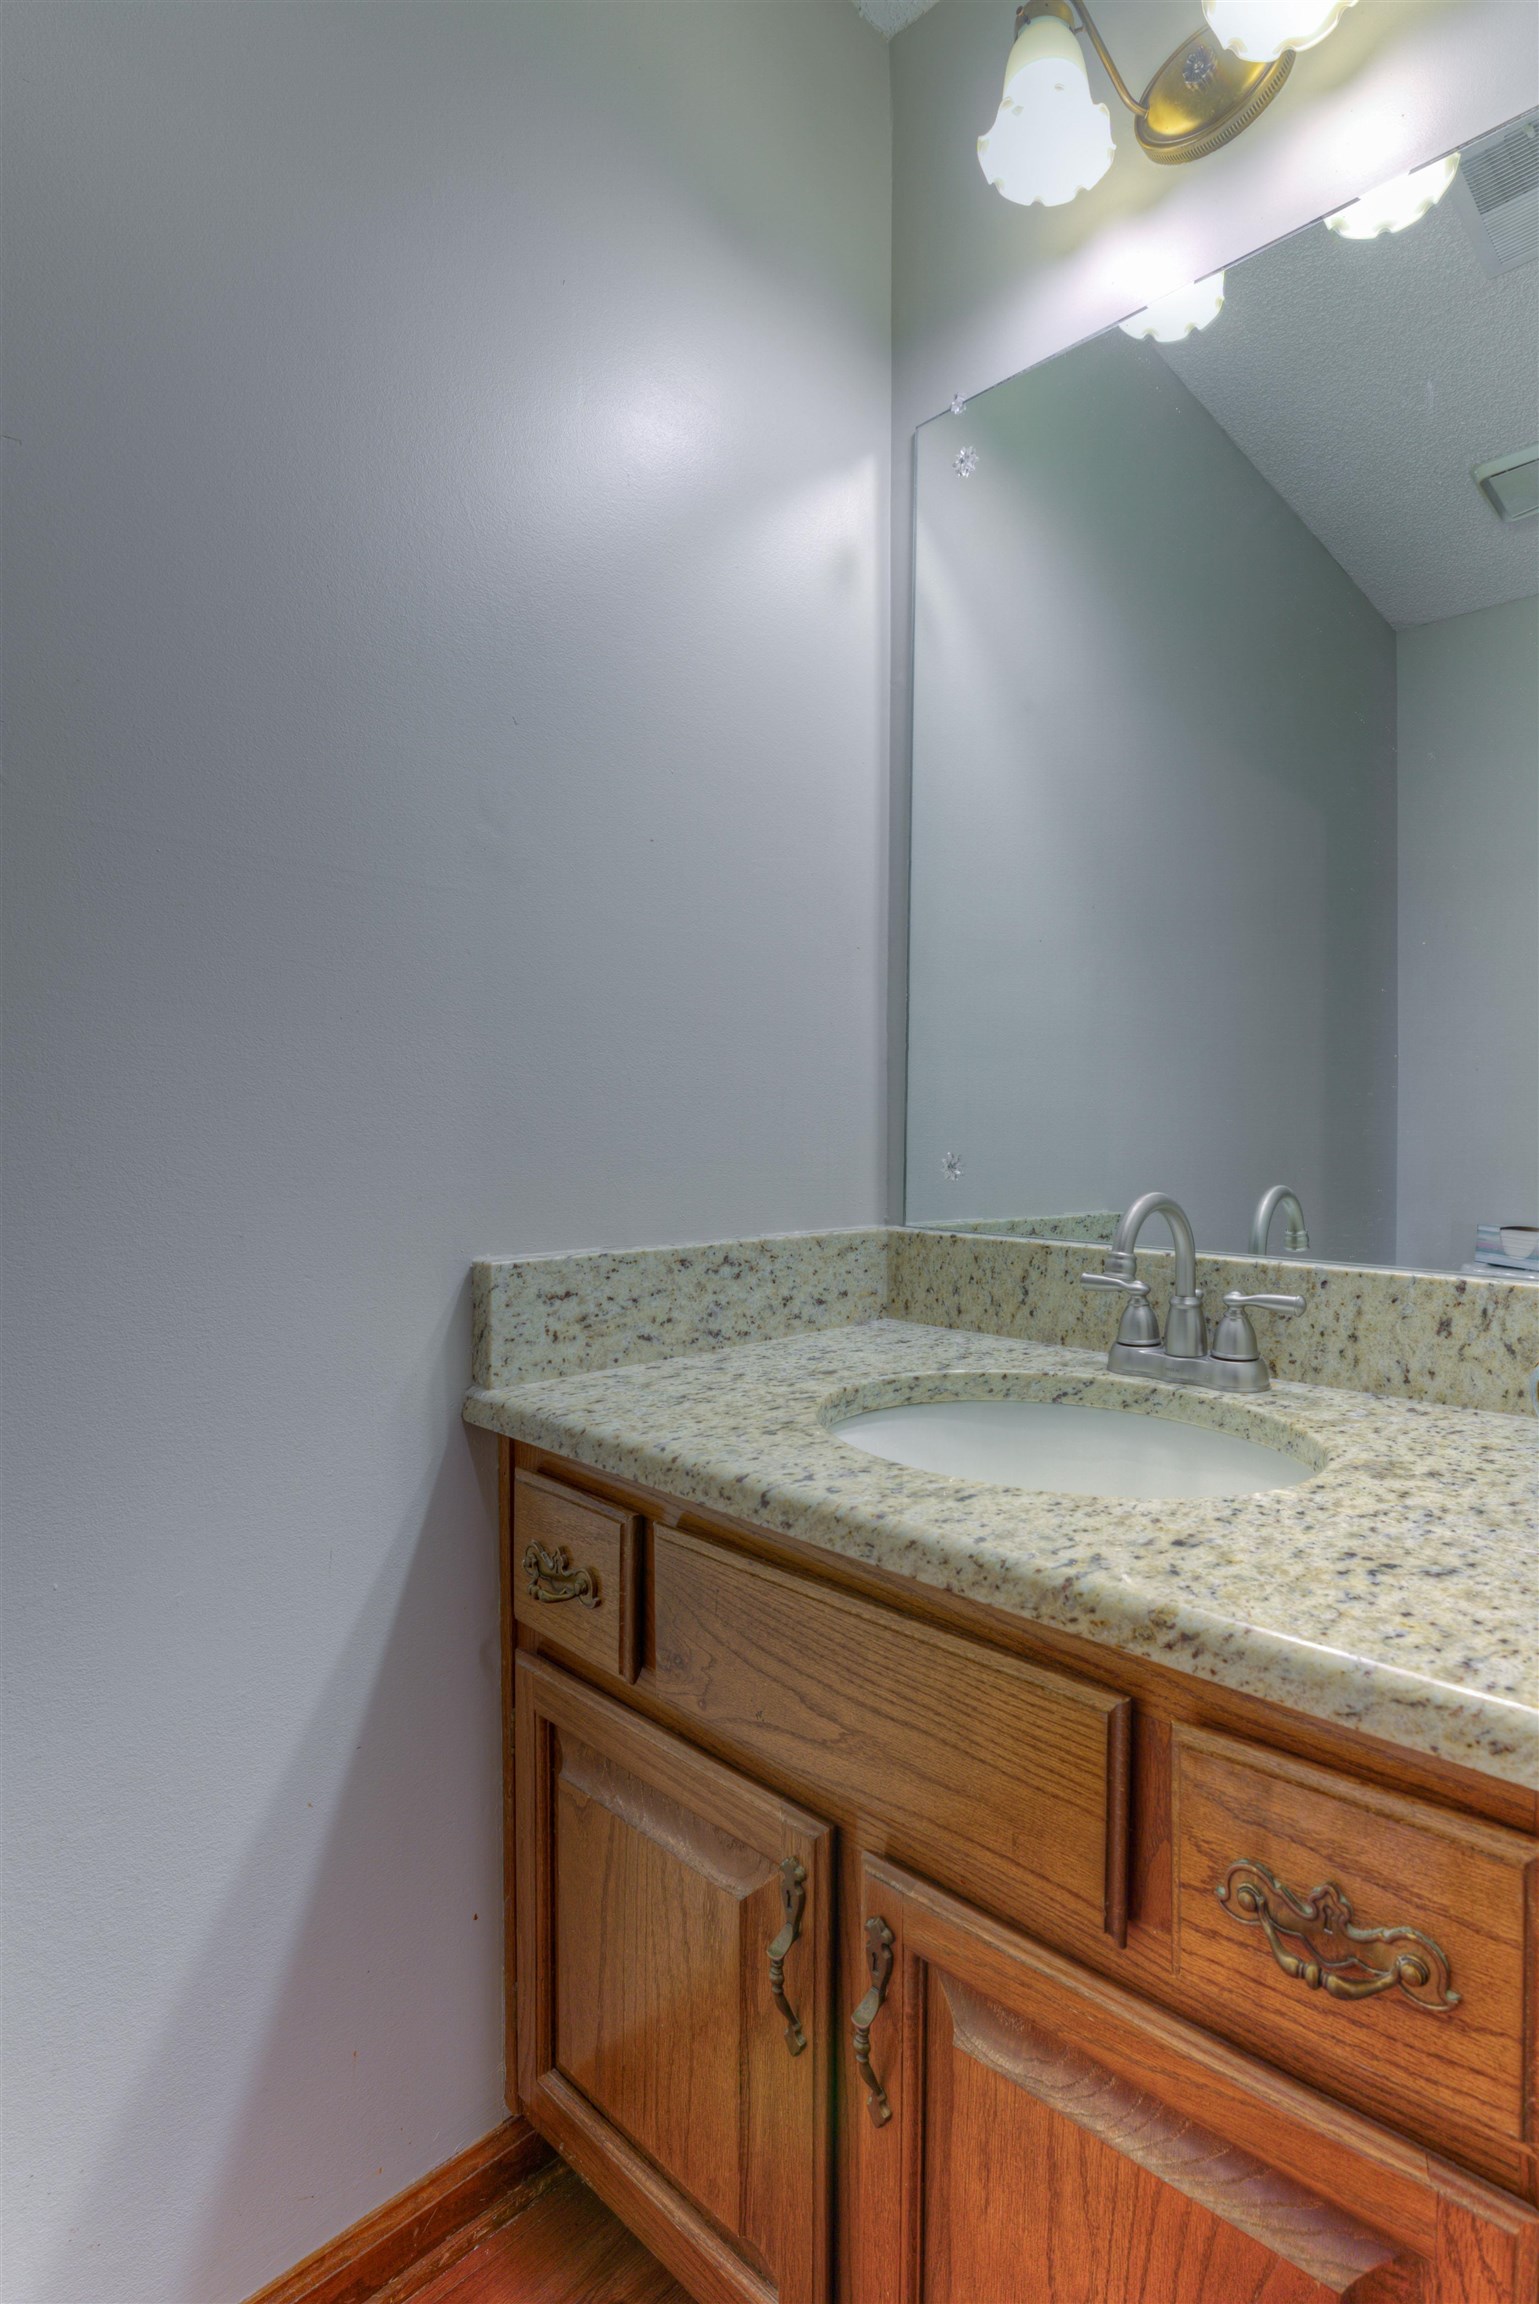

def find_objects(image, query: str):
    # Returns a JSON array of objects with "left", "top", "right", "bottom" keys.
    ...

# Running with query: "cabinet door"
[
  {"left": 515, "top": 1652, "right": 833, "bottom": 2304},
  {"left": 848, "top": 1853, "right": 1539, "bottom": 2304}
]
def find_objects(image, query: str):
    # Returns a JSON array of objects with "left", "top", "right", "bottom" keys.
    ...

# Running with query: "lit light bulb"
[
  {"left": 1325, "top": 152, "right": 1460, "bottom": 239},
  {"left": 976, "top": 15, "right": 1116, "bottom": 209},
  {"left": 1201, "top": 0, "right": 1356, "bottom": 62},
  {"left": 1119, "top": 274, "right": 1226, "bottom": 344}
]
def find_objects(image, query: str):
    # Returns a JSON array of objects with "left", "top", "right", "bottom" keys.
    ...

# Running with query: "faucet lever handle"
[
  {"left": 1212, "top": 1289, "right": 1304, "bottom": 1365},
  {"left": 1081, "top": 1269, "right": 1161, "bottom": 1349}
]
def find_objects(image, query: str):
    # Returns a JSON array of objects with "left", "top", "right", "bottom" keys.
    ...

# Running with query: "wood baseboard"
[{"left": 245, "top": 2116, "right": 550, "bottom": 2304}]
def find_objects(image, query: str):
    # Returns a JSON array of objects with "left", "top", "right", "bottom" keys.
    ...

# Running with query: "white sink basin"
[{"left": 829, "top": 1396, "right": 1312, "bottom": 1501}]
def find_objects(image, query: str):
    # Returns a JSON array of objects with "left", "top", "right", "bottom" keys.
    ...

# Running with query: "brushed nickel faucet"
[
  {"left": 1081, "top": 1190, "right": 1303, "bottom": 1394},
  {"left": 1250, "top": 1184, "right": 1310, "bottom": 1257}
]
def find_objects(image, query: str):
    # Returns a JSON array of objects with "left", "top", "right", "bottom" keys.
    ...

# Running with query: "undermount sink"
[{"left": 828, "top": 1394, "right": 1314, "bottom": 1501}]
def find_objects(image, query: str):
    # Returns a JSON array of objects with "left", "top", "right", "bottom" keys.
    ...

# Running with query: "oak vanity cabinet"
[{"left": 504, "top": 1455, "right": 1539, "bottom": 2304}]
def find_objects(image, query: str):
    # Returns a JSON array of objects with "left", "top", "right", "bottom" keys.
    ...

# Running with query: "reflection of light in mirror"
[
  {"left": 1325, "top": 153, "right": 1460, "bottom": 239},
  {"left": 1202, "top": 0, "right": 1356, "bottom": 63},
  {"left": 1119, "top": 274, "right": 1226, "bottom": 343},
  {"left": 976, "top": 15, "right": 1115, "bottom": 209}
]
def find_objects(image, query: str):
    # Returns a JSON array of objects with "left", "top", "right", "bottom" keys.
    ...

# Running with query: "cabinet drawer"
[
  {"left": 1174, "top": 1724, "right": 1537, "bottom": 2166},
  {"left": 512, "top": 1470, "right": 639, "bottom": 1682},
  {"left": 647, "top": 1527, "right": 1131, "bottom": 1945}
]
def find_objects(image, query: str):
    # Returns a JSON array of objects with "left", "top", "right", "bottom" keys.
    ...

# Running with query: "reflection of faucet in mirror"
[
  {"left": 1080, "top": 1190, "right": 1303, "bottom": 1394},
  {"left": 1251, "top": 1185, "right": 1310, "bottom": 1258}
]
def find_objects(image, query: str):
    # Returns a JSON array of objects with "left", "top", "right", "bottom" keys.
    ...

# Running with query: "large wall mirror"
[{"left": 905, "top": 113, "right": 1539, "bottom": 1279}]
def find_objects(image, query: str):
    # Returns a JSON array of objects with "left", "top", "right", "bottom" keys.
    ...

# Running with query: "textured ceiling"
[
  {"left": 1158, "top": 191, "right": 1539, "bottom": 629},
  {"left": 851, "top": 0, "right": 941, "bottom": 38}
]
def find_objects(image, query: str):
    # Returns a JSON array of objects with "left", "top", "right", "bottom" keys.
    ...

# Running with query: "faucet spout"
[
  {"left": 1250, "top": 1185, "right": 1310, "bottom": 1257},
  {"left": 1082, "top": 1189, "right": 1279, "bottom": 1394},
  {"left": 1108, "top": 1192, "right": 1206, "bottom": 1359}
]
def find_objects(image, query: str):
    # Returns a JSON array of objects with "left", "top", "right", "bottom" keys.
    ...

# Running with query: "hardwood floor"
[{"left": 392, "top": 2165, "right": 693, "bottom": 2304}]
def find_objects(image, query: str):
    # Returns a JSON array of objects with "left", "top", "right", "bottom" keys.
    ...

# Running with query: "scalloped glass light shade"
[
  {"left": 1201, "top": 0, "right": 1356, "bottom": 62},
  {"left": 976, "top": 15, "right": 1115, "bottom": 209},
  {"left": 1119, "top": 273, "right": 1226, "bottom": 344},
  {"left": 1325, "top": 153, "right": 1461, "bottom": 239}
]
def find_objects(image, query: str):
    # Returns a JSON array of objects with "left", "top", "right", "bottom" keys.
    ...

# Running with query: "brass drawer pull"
[
  {"left": 521, "top": 1542, "right": 600, "bottom": 1609},
  {"left": 767, "top": 1857, "right": 808, "bottom": 2055},
  {"left": 851, "top": 1915, "right": 895, "bottom": 2125},
  {"left": 1217, "top": 1859, "right": 1459, "bottom": 2012}
]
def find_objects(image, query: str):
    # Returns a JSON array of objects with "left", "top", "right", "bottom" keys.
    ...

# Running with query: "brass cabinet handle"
[
  {"left": 1216, "top": 1859, "right": 1459, "bottom": 2012},
  {"left": 521, "top": 1542, "right": 600, "bottom": 1609},
  {"left": 850, "top": 1915, "right": 895, "bottom": 2125},
  {"left": 767, "top": 1857, "right": 808, "bottom": 2055}
]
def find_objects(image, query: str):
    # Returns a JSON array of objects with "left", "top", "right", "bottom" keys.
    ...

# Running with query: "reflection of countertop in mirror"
[{"left": 466, "top": 1313, "right": 1539, "bottom": 1791}]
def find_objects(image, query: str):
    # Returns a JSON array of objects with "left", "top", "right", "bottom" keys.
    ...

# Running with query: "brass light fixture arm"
[
  {"left": 1015, "top": 0, "right": 1295, "bottom": 169},
  {"left": 1017, "top": 0, "right": 1147, "bottom": 115}
]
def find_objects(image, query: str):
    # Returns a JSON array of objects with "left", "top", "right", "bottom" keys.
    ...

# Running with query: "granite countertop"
[{"left": 465, "top": 1317, "right": 1539, "bottom": 1789}]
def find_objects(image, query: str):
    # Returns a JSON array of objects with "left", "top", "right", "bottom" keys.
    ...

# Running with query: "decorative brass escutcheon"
[
  {"left": 521, "top": 1541, "right": 600, "bottom": 1609},
  {"left": 766, "top": 1857, "right": 808, "bottom": 2056},
  {"left": 851, "top": 1915, "right": 896, "bottom": 2125},
  {"left": 1216, "top": 1859, "right": 1459, "bottom": 2012}
]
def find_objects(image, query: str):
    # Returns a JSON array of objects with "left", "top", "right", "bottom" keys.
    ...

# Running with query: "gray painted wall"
[
  {"left": 888, "top": 0, "right": 1539, "bottom": 1218},
  {"left": 1397, "top": 595, "right": 1539, "bottom": 1270},
  {"left": 905, "top": 332, "right": 1398, "bottom": 1259},
  {"left": 0, "top": 7, "right": 890, "bottom": 2298}
]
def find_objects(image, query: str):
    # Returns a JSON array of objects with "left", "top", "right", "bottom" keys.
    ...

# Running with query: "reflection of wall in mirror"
[
  {"left": 1397, "top": 594, "right": 1539, "bottom": 1272},
  {"left": 905, "top": 330, "right": 1398, "bottom": 1259}
]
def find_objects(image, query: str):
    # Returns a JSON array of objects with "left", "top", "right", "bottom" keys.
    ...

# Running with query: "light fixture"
[
  {"left": 1119, "top": 272, "right": 1226, "bottom": 342},
  {"left": 976, "top": 13, "right": 1115, "bottom": 208},
  {"left": 979, "top": 0, "right": 1356, "bottom": 207},
  {"left": 1325, "top": 152, "right": 1461, "bottom": 239},
  {"left": 1473, "top": 446, "right": 1539, "bottom": 524},
  {"left": 1201, "top": 0, "right": 1357, "bottom": 65}
]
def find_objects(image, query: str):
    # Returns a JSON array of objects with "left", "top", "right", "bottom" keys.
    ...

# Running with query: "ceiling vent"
[
  {"left": 1473, "top": 446, "right": 1539, "bottom": 523},
  {"left": 1449, "top": 109, "right": 1539, "bottom": 274}
]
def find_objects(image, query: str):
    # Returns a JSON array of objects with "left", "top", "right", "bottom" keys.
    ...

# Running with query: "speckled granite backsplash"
[
  {"left": 891, "top": 1231, "right": 1537, "bottom": 1417},
  {"left": 472, "top": 1229, "right": 888, "bottom": 1387},
  {"left": 472, "top": 1226, "right": 1536, "bottom": 1413}
]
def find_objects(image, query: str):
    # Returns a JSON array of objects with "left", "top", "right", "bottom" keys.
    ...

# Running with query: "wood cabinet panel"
[
  {"left": 849, "top": 1854, "right": 1539, "bottom": 2304},
  {"left": 924, "top": 1973, "right": 1396, "bottom": 2303},
  {"left": 515, "top": 1653, "right": 833, "bottom": 2304},
  {"left": 646, "top": 1526, "right": 1131, "bottom": 1946},
  {"left": 553, "top": 1736, "right": 761, "bottom": 2233},
  {"left": 513, "top": 1471, "right": 639, "bottom": 1682},
  {"left": 1173, "top": 1726, "right": 1536, "bottom": 2165}
]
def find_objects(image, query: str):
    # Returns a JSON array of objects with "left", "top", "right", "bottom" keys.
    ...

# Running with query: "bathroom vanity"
[
  {"left": 466, "top": 1236, "right": 1539, "bottom": 2304},
  {"left": 457, "top": 83, "right": 1539, "bottom": 2304}
]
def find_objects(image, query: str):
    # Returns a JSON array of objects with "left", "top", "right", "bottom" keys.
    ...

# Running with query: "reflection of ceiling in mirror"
[{"left": 1157, "top": 149, "right": 1539, "bottom": 628}]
